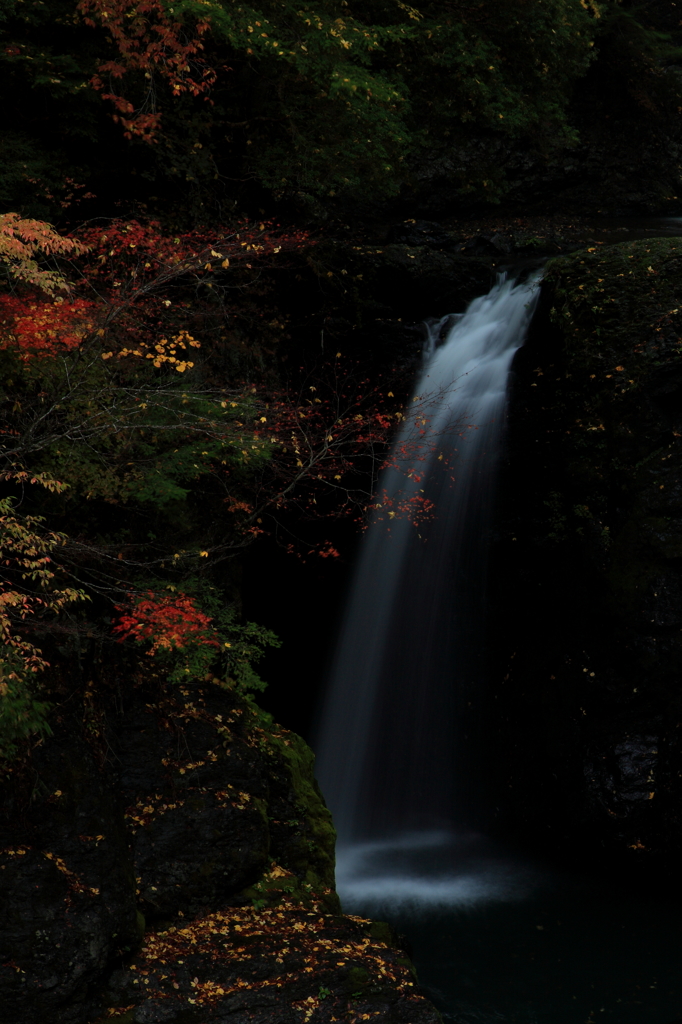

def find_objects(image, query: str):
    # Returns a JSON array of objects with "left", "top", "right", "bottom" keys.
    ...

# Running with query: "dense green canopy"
[{"left": 0, "top": 0, "right": 619, "bottom": 216}]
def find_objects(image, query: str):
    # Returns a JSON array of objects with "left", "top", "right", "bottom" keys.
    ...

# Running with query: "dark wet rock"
[
  {"left": 453, "top": 233, "right": 512, "bottom": 256},
  {"left": 386, "top": 219, "right": 462, "bottom": 251},
  {"left": 382, "top": 217, "right": 595, "bottom": 264},
  {"left": 102, "top": 678, "right": 338, "bottom": 923},
  {"left": 490, "top": 237, "right": 682, "bottom": 872},
  {"left": 584, "top": 734, "right": 660, "bottom": 815},
  {"left": 0, "top": 739, "right": 141, "bottom": 1024},
  {"left": 131, "top": 795, "right": 268, "bottom": 919},
  {"left": 110, "top": 683, "right": 271, "bottom": 920},
  {"left": 312, "top": 241, "right": 494, "bottom": 326}
]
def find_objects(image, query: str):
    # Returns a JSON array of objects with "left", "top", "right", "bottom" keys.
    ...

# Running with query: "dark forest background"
[{"left": 1, "top": 0, "right": 681, "bottom": 764}]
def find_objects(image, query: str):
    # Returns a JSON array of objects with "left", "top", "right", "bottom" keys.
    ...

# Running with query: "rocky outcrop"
[
  {"left": 111, "top": 678, "right": 336, "bottom": 922},
  {"left": 100, "top": 896, "right": 436, "bottom": 1024},
  {"left": 0, "top": 675, "right": 441, "bottom": 1024},
  {"left": 488, "top": 237, "right": 682, "bottom": 875},
  {"left": 0, "top": 737, "right": 142, "bottom": 1024}
]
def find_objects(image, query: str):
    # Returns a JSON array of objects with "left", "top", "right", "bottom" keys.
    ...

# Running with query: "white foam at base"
[{"left": 335, "top": 831, "right": 536, "bottom": 914}]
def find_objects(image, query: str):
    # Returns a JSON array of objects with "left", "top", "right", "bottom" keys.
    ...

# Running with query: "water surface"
[{"left": 337, "top": 835, "right": 682, "bottom": 1024}]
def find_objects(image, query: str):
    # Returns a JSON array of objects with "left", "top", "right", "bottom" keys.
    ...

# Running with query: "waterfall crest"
[{"left": 315, "top": 274, "right": 541, "bottom": 846}]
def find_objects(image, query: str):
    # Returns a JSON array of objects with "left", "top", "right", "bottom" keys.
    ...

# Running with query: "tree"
[
  {"left": 0, "top": 213, "right": 407, "bottom": 753},
  {"left": 0, "top": 473, "right": 86, "bottom": 757},
  {"left": 0, "top": 213, "right": 86, "bottom": 293},
  {"left": 76, "top": 0, "right": 602, "bottom": 200},
  {"left": 0, "top": 0, "right": 607, "bottom": 219}
]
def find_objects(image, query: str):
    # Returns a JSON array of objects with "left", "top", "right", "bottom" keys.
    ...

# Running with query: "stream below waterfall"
[
  {"left": 314, "top": 243, "right": 682, "bottom": 1024},
  {"left": 335, "top": 832, "right": 682, "bottom": 1023}
]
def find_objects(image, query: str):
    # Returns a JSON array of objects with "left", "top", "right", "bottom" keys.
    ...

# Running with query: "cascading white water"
[{"left": 315, "top": 274, "right": 541, "bottom": 861}]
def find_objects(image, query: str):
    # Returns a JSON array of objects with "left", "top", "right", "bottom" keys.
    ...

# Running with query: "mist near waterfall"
[{"left": 335, "top": 830, "right": 540, "bottom": 916}]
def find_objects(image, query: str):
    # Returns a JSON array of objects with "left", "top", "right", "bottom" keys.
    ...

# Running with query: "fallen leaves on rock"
[{"left": 99, "top": 884, "right": 439, "bottom": 1023}]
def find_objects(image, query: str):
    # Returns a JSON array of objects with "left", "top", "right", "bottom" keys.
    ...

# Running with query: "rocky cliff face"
[
  {"left": 488, "top": 237, "right": 682, "bottom": 877},
  {"left": 0, "top": 674, "right": 441, "bottom": 1024},
  {"left": 250, "top": 221, "right": 682, "bottom": 881}
]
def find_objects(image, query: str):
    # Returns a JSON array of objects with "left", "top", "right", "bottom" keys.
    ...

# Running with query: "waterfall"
[{"left": 315, "top": 274, "right": 541, "bottom": 856}]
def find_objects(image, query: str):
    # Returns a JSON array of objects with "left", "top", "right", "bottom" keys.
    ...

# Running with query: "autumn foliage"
[
  {"left": 0, "top": 295, "right": 97, "bottom": 360},
  {"left": 0, "top": 214, "right": 86, "bottom": 294},
  {"left": 0, "top": 472, "right": 87, "bottom": 755},
  {"left": 0, "top": 209, "right": 399, "bottom": 751},
  {"left": 0, "top": 200, "right": 463, "bottom": 755},
  {"left": 78, "top": 0, "right": 215, "bottom": 141},
  {"left": 113, "top": 591, "right": 220, "bottom": 654},
  {"left": 75, "top": 217, "right": 307, "bottom": 284}
]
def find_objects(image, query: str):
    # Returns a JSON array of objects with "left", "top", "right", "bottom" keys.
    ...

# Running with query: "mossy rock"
[
  {"left": 545, "top": 236, "right": 682, "bottom": 376},
  {"left": 259, "top": 716, "right": 337, "bottom": 890},
  {"left": 541, "top": 236, "right": 682, "bottom": 601}
]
